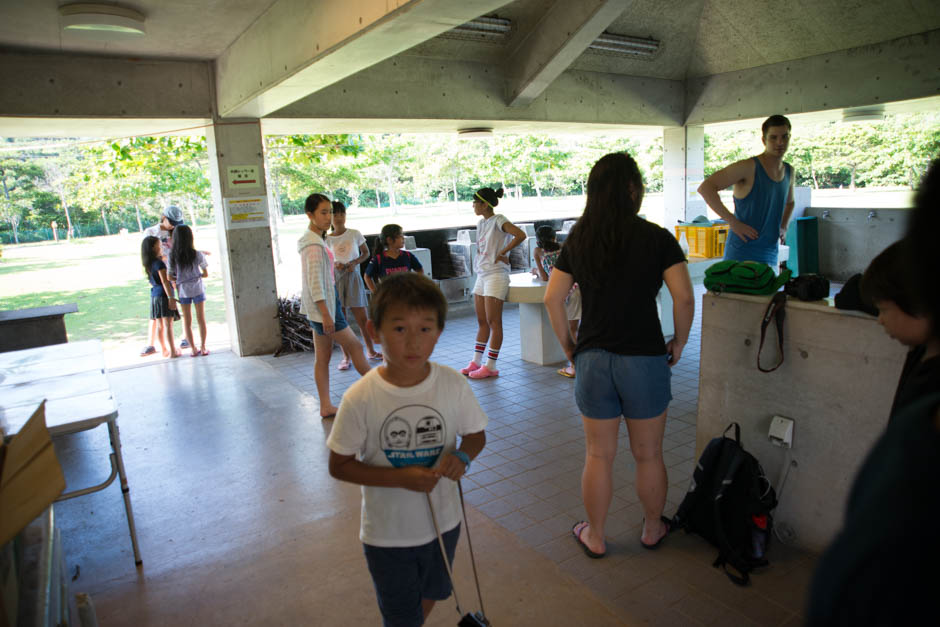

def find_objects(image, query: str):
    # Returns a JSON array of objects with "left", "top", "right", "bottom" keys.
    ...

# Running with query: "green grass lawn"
[{"left": 0, "top": 226, "right": 228, "bottom": 366}]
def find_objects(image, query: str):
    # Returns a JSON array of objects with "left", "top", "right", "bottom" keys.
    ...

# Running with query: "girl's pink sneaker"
[
  {"left": 468, "top": 365, "right": 499, "bottom": 379},
  {"left": 460, "top": 361, "right": 481, "bottom": 375}
]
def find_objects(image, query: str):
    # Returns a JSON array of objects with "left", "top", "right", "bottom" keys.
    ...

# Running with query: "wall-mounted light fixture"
[
  {"left": 59, "top": 3, "right": 146, "bottom": 36},
  {"left": 588, "top": 32, "right": 660, "bottom": 57}
]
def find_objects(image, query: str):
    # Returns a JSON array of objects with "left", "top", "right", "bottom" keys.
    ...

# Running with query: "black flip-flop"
[
  {"left": 572, "top": 521, "right": 605, "bottom": 559},
  {"left": 640, "top": 516, "right": 673, "bottom": 550}
]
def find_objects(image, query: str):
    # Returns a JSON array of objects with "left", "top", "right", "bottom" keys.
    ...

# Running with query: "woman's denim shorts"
[{"left": 573, "top": 348, "right": 672, "bottom": 419}]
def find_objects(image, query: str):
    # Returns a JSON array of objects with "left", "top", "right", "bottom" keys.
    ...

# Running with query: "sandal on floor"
[
  {"left": 557, "top": 367, "right": 575, "bottom": 378},
  {"left": 368, "top": 352, "right": 384, "bottom": 361},
  {"left": 572, "top": 521, "right": 606, "bottom": 559},
  {"left": 640, "top": 516, "right": 673, "bottom": 550},
  {"left": 336, "top": 358, "right": 351, "bottom": 371}
]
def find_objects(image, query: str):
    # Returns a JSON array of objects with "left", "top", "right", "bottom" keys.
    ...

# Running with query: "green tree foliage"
[
  {"left": 2, "top": 113, "right": 936, "bottom": 244},
  {"left": 0, "top": 157, "right": 45, "bottom": 243}
]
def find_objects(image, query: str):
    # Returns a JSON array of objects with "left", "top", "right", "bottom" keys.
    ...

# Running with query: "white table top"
[
  {"left": 507, "top": 272, "right": 548, "bottom": 304},
  {"left": 0, "top": 340, "right": 117, "bottom": 438}
]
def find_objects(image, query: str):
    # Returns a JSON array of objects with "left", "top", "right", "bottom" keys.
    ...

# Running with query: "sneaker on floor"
[
  {"left": 180, "top": 339, "right": 190, "bottom": 349},
  {"left": 460, "top": 361, "right": 481, "bottom": 375},
  {"left": 140, "top": 345, "right": 157, "bottom": 357},
  {"left": 468, "top": 365, "right": 499, "bottom": 379}
]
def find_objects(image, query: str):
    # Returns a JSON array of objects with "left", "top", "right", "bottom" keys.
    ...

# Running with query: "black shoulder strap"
[
  {"left": 710, "top": 447, "right": 752, "bottom": 586},
  {"left": 758, "top": 292, "right": 786, "bottom": 373}
]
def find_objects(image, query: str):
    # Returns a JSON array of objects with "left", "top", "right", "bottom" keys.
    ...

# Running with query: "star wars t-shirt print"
[{"left": 381, "top": 405, "right": 446, "bottom": 468}]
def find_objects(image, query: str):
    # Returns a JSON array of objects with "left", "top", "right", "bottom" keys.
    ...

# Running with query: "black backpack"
[{"left": 671, "top": 423, "right": 778, "bottom": 585}]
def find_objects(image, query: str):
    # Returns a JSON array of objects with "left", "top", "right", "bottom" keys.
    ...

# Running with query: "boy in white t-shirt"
[{"left": 327, "top": 272, "right": 488, "bottom": 627}]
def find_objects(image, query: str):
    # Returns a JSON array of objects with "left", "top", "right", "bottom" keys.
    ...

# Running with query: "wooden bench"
[{"left": 0, "top": 304, "right": 78, "bottom": 352}]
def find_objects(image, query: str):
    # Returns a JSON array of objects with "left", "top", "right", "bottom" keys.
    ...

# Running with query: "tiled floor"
[
  {"left": 50, "top": 283, "right": 816, "bottom": 625},
  {"left": 262, "top": 284, "right": 817, "bottom": 625}
]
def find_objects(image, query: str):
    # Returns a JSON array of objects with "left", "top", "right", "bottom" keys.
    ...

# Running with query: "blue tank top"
[{"left": 723, "top": 157, "right": 791, "bottom": 265}]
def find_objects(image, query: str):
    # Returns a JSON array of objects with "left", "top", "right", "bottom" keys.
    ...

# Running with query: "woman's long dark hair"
[
  {"left": 374, "top": 223, "right": 402, "bottom": 256},
  {"left": 141, "top": 235, "right": 160, "bottom": 276},
  {"left": 563, "top": 152, "right": 644, "bottom": 286},
  {"left": 170, "top": 225, "right": 196, "bottom": 270},
  {"left": 905, "top": 158, "right": 940, "bottom": 337}
]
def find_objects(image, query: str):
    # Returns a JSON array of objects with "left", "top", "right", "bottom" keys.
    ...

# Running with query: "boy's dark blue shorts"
[{"left": 363, "top": 524, "right": 460, "bottom": 627}]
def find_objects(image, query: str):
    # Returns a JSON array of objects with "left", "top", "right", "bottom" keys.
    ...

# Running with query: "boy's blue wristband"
[{"left": 451, "top": 450, "right": 471, "bottom": 471}]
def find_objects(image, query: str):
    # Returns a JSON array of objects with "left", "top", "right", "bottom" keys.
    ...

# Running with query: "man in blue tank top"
[{"left": 697, "top": 115, "right": 795, "bottom": 266}]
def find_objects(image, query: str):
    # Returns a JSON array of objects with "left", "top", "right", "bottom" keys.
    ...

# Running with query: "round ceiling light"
[
  {"left": 457, "top": 127, "right": 494, "bottom": 139},
  {"left": 841, "top": 107, "right": 885, "bottom": 124},
  {"left": 59, "top": 3, "right": 146, "bottom": 35}
]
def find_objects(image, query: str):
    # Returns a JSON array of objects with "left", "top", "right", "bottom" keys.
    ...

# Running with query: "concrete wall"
[
  {"left": 697, "top": 292, "right": 906, "bottom": 552},
  {"left": 803, "top": 207, "right": 911, "bottom": 280}
]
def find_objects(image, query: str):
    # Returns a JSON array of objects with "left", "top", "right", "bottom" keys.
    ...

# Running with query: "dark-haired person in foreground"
[
  {"left": 697, "top": 114, "right": 795, "bottom": 266},
  {"left": 544, "top": 153, "right": 694, "bottom": 557},
  {"left": 860, "top": 241, "right": 940, "bottom": 422},
  {"left": 807, "top": 159, "right": 940, "bottom": 625}
]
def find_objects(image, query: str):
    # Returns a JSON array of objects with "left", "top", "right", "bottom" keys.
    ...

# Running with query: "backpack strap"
[
  {"left": 713, "top": 556, "right": 750, "bottom": 586},
  {"left": 758, "top": 292, "right": 786, "bottom": 373},
  {"left": 710, "top": 449, "right": 755, "bottom": 586},
  {"left": 723, "top": 422, "right": 742, "bottom": 444}
]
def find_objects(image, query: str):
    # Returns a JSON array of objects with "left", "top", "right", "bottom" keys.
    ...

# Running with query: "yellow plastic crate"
[{"left": 675, "top": 224, "right": 728, "bottom": 258}]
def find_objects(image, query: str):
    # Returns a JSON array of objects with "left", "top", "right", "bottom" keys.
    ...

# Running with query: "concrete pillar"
[
  {"left": 205, "top": 119, "right": 280, "bottom": 356},
  {"left": 663, "top": 125, "right": 706, "bottom": 228}
]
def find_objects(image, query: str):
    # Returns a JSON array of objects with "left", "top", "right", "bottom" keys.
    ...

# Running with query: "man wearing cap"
[
  {"left": 141, "top": 205, "right": 186, "bottom": 356},
  {"left": 143, "top": 204, "right": 184, "bottom": 260}
]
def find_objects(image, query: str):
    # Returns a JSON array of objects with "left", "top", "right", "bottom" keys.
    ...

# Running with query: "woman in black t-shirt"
[{"left": 545, "top": 152, "right": 694, "bottom": 558}]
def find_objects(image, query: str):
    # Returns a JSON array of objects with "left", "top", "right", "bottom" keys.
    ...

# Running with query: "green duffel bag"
[{"left": 704, "top": 260, "right": 792, "bottom": 295}]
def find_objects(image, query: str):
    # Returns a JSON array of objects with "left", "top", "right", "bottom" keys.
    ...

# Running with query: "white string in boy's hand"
[{"left": 398, "top": 466, "right": 441, "bottom": 493}]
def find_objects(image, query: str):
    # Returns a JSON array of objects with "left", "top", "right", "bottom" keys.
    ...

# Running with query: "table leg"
[
  {"left": 518, "top": 302, "right": 567, "bottom": 366},
  {"left": 107, "top": 418, "right": 143, "bottom": 566}
]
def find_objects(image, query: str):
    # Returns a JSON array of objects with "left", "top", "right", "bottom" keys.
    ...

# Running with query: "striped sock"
[
  {"left": 485, "top": 349, "right": 500, "bottom": 370},
  {"left": 472, "top": 342, "right": 486, "bottom": 365}
]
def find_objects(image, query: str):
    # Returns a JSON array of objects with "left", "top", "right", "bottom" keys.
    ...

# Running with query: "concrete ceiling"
[
  {"left": 6, "top": 1, "right": 937, "bottom": 78},
  {"left": 0, "top": 1, "right": 278, "bottom": 60},
  {"left": 0, "top": 0, "right": 938, "bottom": 135}
]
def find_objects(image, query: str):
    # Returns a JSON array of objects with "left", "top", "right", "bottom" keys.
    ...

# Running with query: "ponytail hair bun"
[{"left": 474, "top": 187, "right": 503, "bottom": 208}]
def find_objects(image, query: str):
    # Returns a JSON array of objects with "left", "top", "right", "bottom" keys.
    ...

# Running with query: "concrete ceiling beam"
[
  {"left": 273, "top": 54, "right": 683, "bottom": 127},
  {"left": 685, "top": 29, "right": 940, "bottom": 126},
  {"left": 505, "top": 0, "right": 632, "bottom": 107},
  {"left": 215, "top": 0, "right": 511, "bottom": 119},
  {"left": 0, "top": 51, "right": 212, "bottom": 119}
]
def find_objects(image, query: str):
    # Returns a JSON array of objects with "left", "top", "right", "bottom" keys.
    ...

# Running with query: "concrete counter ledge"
[{"left": 696, "top": 291, "right": 905, "bottom": 552}]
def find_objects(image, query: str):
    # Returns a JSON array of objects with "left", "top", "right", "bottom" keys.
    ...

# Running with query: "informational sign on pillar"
[
  {"left": 226, "top": 165, "right": 262, "bottom": 194},
  {"left": 223, "top": 196, "right": 268, "bottom": 229}
]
